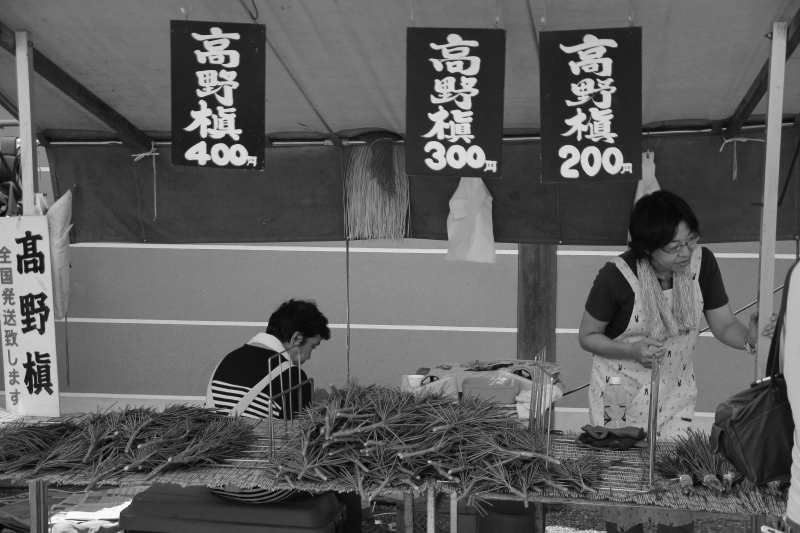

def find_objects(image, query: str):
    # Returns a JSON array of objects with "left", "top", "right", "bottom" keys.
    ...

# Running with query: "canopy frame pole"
[
  {"left": 723, "top": 9, "right": 800, "bottom": 140},
  {"left": 756, "top": 21, "right": 788, "bottom": 379},
  {"left": 517, "top": 244, "right": 557, "bottom": 362},
  {"left": 15, "top": 31, "right": 37, "bottom": 214}
]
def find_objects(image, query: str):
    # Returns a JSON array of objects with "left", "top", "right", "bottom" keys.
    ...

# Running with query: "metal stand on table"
[{"left": 647, "top": 358, "right": 661, "bottom": 489}]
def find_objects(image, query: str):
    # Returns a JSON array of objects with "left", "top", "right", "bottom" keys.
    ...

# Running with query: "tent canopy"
[
  {"left": 1, "top": 0, "right": 799, "bottom": 244},
  {"left": 1, "top": 0, "right": 799, "bottom": 140}
]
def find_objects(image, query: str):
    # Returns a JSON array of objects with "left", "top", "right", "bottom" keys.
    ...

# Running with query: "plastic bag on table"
[{"left": 514, "top": 382, "right": 564, "bottom": 419}]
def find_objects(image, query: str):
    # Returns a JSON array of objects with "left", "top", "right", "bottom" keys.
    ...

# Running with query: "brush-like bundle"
[
  {"left": 716, "top": 456, "right": 742, "bottom": 492},
  {"left": 654, "top": 446, "right": 695, "bottom": 495},
  {"left": 274, "top": 382, "right": 600, "bottom": 507},
  {"left": 654, "top": 429, "right": 737, "bottom": 494},
  {"left": 345, "top": 132, "right": 409, "bottom": 241},
  {"left": 673, "top": 429, "right": 725, "bottom": 492},
  {"left": 0, "top": 405, "right": 257, "bottom": 486}
]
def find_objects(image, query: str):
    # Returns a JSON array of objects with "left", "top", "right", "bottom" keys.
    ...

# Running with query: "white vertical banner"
[{"left": 1, "top": 216, "right": 61, "bottom": 416}]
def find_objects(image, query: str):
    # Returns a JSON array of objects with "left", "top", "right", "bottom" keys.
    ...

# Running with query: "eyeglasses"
[{"left": 661, "top": 234, "right": 700, "bottom": 255}]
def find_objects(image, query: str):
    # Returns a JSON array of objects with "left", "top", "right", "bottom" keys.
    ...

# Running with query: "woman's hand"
[
  {"left": 747, "top": 311, "right": 778, "bottom": 343},
  {"left": 631, "top": 338, "right": 665, "bottom": 368},
  {"left": 747, "top": 312, "right": 760, "bottom": 345},
  {"left": 758, "top": 312, "right": 779, "bottom": 339}
]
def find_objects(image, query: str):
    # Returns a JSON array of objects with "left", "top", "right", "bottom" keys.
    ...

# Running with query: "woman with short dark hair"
[{"left": 578, "top": 190, "right": 758, "bottom": 533}]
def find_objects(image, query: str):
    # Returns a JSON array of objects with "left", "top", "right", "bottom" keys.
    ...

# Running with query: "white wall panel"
[{"left": 2, "top": 236, "right": 795, "bottom": 428}]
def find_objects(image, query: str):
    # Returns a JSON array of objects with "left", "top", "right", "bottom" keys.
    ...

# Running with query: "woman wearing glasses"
[{"left": 578, "top": 190, "right": 759, "bottom": 533}]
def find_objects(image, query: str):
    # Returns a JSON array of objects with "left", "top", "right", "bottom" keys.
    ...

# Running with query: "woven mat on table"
[
  {"left": 537, "top": 434, "right": 787, "bottom": 517},
  {"left": 0, "top": 420, "right": 788, "bottom": 516}
]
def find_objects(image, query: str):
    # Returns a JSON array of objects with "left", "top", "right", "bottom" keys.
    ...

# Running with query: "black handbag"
[{"left": 709, "top": 262, "right": 796, "bottom": 484}]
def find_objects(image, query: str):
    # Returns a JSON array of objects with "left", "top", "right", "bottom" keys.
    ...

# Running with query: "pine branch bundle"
[
  {"left": 674, "top": 429, "right": 725, "bottom": 492},
  {"left": 716, "top": 457, "right": 742, "bottom": 492},
  {"left": 0, "top": 405, "right": 257, "bottom": 484},
  {"left": 551, "top": 456, "right": 604, "bottom": 494},
  {"left": 654, "top": 450, "right": 695, "bottom": 495},
  {"left": 0, "top": 419, "right": 82, "bottom": 473},
  {"left": 284, "top": 382, "right": 596, "bottom": 505},
  {"left": 656, "top": 429, "right": 739, "bottom": 494}
]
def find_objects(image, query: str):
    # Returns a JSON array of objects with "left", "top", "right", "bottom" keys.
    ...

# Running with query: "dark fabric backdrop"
[{"left": 48, "top": 131, "right": 800, "bottom": 245}]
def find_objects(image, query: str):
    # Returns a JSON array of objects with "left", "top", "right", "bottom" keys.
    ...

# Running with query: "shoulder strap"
[
  {"left": 204, "top": 359, "right": 223, "bottom": 407},
  {"left": 612, "top": 256, "right": 639, "bottom": 289},
  {"left": 230, "top": 343, "right": 292, "bottom": 417},
  {"left": 767, "top": 260, "right": 798, "bottom": 376}
]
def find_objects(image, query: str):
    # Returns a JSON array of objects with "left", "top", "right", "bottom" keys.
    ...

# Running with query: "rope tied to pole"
[
  {"left": 132, "top": 142, "right": 159, "bottom": 221},
  {"left": 719, "top": 137, "right": 764, "bottom": 181}
]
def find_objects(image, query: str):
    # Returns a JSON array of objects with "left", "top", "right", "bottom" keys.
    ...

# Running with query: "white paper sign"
[{"left": 0, "top": 216, "right": 61, "bottom": 417}]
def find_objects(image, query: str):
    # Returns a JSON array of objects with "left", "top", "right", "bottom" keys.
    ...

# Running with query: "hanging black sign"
[
  {"left": 406, "top": 28, "right": 505, "bottom": 178},
  {"left": 540, "top": 27, "right": 641, "bottom": 183},
  {"left": 171, "top": 20, "right": 266, "bottom": 171}
]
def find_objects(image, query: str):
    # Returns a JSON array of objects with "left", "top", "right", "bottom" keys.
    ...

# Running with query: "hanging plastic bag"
[
  {"left": 636, "top": 151, "right": 660, "bottom": 201},
  {"left": 47, "top": 190, "right": 73, "bottom": 320},
  {"left": 445, "top": 177, "right": 496, "bottom": 263}
]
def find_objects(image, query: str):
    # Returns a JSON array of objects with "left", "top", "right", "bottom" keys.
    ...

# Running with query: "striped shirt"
[{"left": 205, "top": 333, "right": 312, "bottom": 503}]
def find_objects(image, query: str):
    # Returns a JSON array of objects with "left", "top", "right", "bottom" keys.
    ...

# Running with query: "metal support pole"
[
  {"left": 647, "top": 359, "right": 661, "bottom": 488},
  {"left": 756, "top": 21, "right": 788, "bottom": 378},
  {"left": 15, "top": 31, "right": 38, "bottom": 214}
]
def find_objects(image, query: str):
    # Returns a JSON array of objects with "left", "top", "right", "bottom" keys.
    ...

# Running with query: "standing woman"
[
  {"left": 780, "top": 263, "right": 799, "bottom": 533},
  {"left": 578, "top": 190, "right": 759, "bottom": 533}
]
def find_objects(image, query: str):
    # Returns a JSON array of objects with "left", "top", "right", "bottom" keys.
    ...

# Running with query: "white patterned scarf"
[{"left": 637, "top": 259, "right": 696, "bottom": 341}]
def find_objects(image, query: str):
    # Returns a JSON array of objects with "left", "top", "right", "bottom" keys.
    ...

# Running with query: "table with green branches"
[{"left": 0, "top": 385, "right": 788, "bottom": 533}]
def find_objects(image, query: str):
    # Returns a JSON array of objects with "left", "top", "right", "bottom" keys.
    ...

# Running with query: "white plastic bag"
[
  {"left": 445, "top": 177, "right": 496, "bottom": 263},
  {"left": 47, "top": 190, "right": 73, "bottom": 320},
  {"left": 636, "top": 151, "right": 660, "bottom": 201},
  {"left": 514, "top": 383, "right": 564, "bottom": 419},
  {"left": 489, "top": 368, "right": 515, "bottom": 385}
]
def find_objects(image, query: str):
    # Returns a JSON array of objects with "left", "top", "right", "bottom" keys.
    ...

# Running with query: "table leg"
[
  {"left": 427, "top": 485, "right": 436, "bottom": 533},
  {"left": 28, "top": 479, "right": 48, "bottom": 533},
  {"left": 533, "top": 502, "right": 546, "bottom": 533},
  {"left": 404, "top": 492, "right": 414, "bottom": 533},
  {"left": 750, "top": 514, "right": 766, "bottom": 533},
  {"left": 450, "top": 492, "right": 458, "bottom": 533}
]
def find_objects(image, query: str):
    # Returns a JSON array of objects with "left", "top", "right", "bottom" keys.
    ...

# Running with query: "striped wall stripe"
[
  {"left": 69, "top": 242, "right": 798, "bottom": 260},
  {"left": 58, "top": 318, "right": 517, "bottom": 333},
  {"left": 72, "top": 243, "right": 517, "bottom": 254},
  {"left": 63, "top": 392, "right": 203, "bottom": 400},
  {"left": 57, "top": 318, "right": 719, "bottom": 336}
]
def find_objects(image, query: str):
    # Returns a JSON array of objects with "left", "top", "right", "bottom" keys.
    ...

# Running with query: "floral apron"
[{"left": 589, "top": 246, "right": 703, "bottom": 529}]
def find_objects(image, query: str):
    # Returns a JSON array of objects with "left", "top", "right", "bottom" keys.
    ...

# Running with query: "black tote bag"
[{"left": 709, "top": 262, "right": 796, "bottom": 484}]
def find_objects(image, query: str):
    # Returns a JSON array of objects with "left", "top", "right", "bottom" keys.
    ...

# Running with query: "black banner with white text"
[
  {"left": 171, "top": 20, "right": 266, "bottom": 171},
  {"left": 406, "top": 28, "right": 505, "bottom": 178},
  {"left": 540, "top": 27, "right": 641, "bottom": 183}
]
